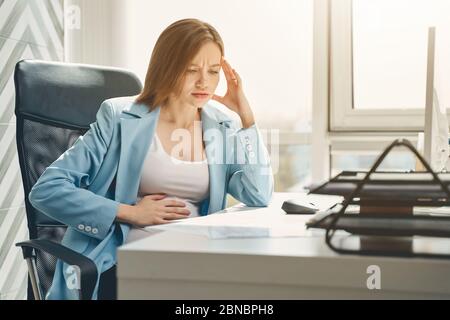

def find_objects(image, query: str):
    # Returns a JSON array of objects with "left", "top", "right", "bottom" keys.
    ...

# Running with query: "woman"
[{"left": 29, "top": 18, "right": 273, "bottom": 300}]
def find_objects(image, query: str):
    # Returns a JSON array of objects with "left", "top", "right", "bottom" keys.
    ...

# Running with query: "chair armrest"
[{"left": 16, "top": 239, "right": 98, "bottom": 300}]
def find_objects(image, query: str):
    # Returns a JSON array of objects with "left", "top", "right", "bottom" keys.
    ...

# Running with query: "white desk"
[{"left": 117, "top": 192, "right": 450, "bottom": 299}]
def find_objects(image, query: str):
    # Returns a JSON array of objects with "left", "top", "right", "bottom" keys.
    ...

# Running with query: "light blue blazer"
[{"left": 28, "top": 96, "right": 274, "bottom": 300}]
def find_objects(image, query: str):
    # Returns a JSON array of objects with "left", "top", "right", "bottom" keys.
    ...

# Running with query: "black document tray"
[
  {"left": 310, "top": 171, "right": 450, "bottom": 207},
  {"left": 305, "top": 139, "right": 450, "bottom": 258},
  {"left": 306, "top": 211, "right": 450, "bottom": 237}
]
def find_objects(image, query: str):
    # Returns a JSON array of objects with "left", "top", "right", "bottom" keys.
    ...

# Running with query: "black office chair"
[{"left": 13, "top": 59, "right": 142, "bottom": 300}]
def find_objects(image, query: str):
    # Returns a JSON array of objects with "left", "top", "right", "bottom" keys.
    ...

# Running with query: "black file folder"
[{"left": 306, "top": 139, "right": 450, "bottom": 259}]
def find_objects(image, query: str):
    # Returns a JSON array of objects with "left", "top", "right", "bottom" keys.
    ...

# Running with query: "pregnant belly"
[
  {"left": 136, "top": 195, "right": 200, "bottom": 218},
  {"left": 163, "top": 196, "right": 200, "bottom": 218}
]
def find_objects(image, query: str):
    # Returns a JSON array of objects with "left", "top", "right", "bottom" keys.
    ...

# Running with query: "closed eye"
[{"left": 187, "top": 69, "right": 220, "bottom": 74}]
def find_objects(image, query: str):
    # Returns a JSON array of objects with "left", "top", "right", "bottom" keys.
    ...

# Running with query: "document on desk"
[{"left": 144, "top": 208, "right": 315, "bottom": 239}]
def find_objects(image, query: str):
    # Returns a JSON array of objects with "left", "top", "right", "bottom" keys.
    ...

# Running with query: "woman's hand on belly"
[{"left": 116, "top": 194, "right": 190, "bottom": 227}]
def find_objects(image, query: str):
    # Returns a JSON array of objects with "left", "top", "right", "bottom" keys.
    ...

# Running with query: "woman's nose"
[{"left": 196, "top": 73, "right": 208, "bottom": 87}]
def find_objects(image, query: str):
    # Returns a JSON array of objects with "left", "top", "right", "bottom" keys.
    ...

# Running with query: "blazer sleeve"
[
  {"left": 28, "top": 100, "right": 120, "bottom": 241},
  {"left": 226, "top": 123, "right": 274, "bottom": 206}
]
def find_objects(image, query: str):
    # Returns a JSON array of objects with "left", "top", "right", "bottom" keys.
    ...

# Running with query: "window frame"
[{"left": 329, "top": 0, "right": 435, "bottom": 132}]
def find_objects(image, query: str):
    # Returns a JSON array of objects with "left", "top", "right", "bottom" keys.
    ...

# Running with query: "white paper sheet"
[
  {"left": 142, "top": 193, "right": 343, "bottom": 239},
  {"left": 144, "top": 208, "right": 315, "bottom": 239}
]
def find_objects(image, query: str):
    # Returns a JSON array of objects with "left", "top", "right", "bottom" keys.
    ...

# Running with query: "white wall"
[{"left": 104, "top": 0, "right": 313, "bottom": 130}]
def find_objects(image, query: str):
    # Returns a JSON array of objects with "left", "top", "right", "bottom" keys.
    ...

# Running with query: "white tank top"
[
  {"left": 138, "top": 132, "right": 209, "bottom": 216},
  {"left": 126, "top": 133, "right": 210, "bottom": 244}
]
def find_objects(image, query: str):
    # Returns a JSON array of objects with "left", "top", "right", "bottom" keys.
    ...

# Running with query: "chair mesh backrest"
[
  {"left": 14, "top": 59, "right": 142, "bottom": 298},
  {"left": 21, "top": 119, "right": 86, "bottom": 295}
]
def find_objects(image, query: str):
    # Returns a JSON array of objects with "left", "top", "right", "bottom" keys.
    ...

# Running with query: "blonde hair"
[{"left": 135, "top": 19, "right": 225, "bottom": 110}]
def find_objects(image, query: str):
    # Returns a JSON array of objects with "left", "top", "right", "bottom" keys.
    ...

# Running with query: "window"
[
  {"left": 330, "top": 0, "right": 450, "bottom": 131},
  {"left": 330, "top": 134, "right": 418, "bottom": 177}
]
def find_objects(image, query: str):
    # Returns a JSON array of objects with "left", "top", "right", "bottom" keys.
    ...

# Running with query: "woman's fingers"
[
  {"left": 220, "top": 56, "right": 230, "bottom": 79},
  {"left": 154, "top": 217, "right": 168, "bottom": 225},
  {"left": 232, "top": 68, "right": 241, "bottom": 86},
  {"left": 225, "top": 61, "right": 238, "bottom": 82},
  {"left": 224, "top": 60, "right": 234, "bottom": 75},
  {"left": 221, "top": 57, "right": 237, "bottom": 85},
  {"left": 223, "top": 59, "right": 232, "bottom": 78},
  {"left": 164, "top": 212, "right": 190, "bottom": 220},
  {"left": 144, "top": 193, "right": 167, "bottom": 200},
  {"left": 164, "top": 206, "right": 190, "bottom": 215},
  {"left": 160, "top": 199, "right": 186, "bottom": 207},
  {"left": 226, "top": 64, "right": 236, "bottom": 83}
]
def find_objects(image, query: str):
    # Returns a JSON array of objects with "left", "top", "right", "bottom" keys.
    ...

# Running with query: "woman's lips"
[{"left": 192, "top": 93, "right": 209, "bottom": 100}]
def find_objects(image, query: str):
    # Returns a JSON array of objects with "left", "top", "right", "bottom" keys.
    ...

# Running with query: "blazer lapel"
[
  {"left": 115, "top": 104, "right": 161, "bottom": 204},
  {"left": 201, "top": 107, "right": 229, "bottom": 214}
]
